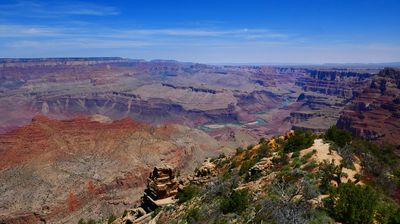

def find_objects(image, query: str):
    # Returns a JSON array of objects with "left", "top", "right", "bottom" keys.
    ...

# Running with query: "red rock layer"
[{"left": 338, "top": 68, "right": 400, "bottom": 147}]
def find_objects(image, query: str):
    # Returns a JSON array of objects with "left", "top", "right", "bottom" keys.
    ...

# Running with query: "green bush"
[
  {"left": 324, "top": 182, "right": 378, "bottom": 224},
  {"left": 309, "top": 211, "right": 335, "bottom": 224},
  {"left": 318, "top": 160, "right": 344, "bottom": 191},
  {"left": 239, "top": 159, "right": 257, "bottom": 176},
  {"left": 77, "top": 219, "right": 98, "bottom": 224},
  {"left": 107, "top": 214, "right": 117, "bottom": 224},
  {"left": 218, "top": 153, "right": 226, "bottom": 159},
  {"left": 394, "top": 167, "right": 400, "bottom": 185},
  {"left": 291, "top": 150, "right": 300, "bottom": 158},
  {"left": 376, "top": 200, "right": 400, "bottom": 224},
  {"left": 300, "top": 151, "right": 314, "bottom": 164},
  {"left": 259, "top": 137, "right": 267, "bottom": 144},
  {"left": 272, "top": 150, "right": 290, "bottom": 167},
  {"left": 220, "top": 189, "right": 249, "bottom": 214},
  {"left": 284, "top": 130, "right": 315, "bottom": 152},
  {"left": 87, "top": 220, "right": 96, "bottom": 224},
  {"left": 352, "top": 139, "right": 398, "bottom": 166},
  {"left": 257, "top": 143, "right": 270, "bottom": 159},
  {"left": 177, "top": 185, "right": 199, "bottom": 203},
  {"left": 185, "top": 207, "right": 201, "bottom": 223},
  {"left": 303, "top": 160, "right": 318, "bottom": 171},
  {"left": 292, "top": 157, "right": 302, "bottom": 168},
  {"left": 325, "top": 126, "right": 352, "bottom": 147},
  {"left": 337, "top": 144, "right": 355, "bottom": 169},
  {"left": 235, "top": 147, "right": 244, "bottom": 155}
]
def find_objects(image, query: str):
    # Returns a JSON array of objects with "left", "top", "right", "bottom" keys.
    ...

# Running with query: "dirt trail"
[{"left": 301, "top": 139, "right": 361, "bottom": 183}]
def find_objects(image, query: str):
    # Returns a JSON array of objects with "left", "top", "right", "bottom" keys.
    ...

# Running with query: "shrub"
[
  {"left": 303, "top": 160, "right": 318, "bottom": 171},
  {"left": 239, "top": 159, "right": 257, "bottom": 176},
  {"left": 291, "top": 151, "right": 300, "bottom": 158},
  {"left": 86, "top": 219, "right": 96, "bottom": 224},
  {"left": 376, "top": 200, "right": 400, "bottom": 224},
  {"left": 151, "top": 208, "right": 161, "bottom": 218},
  {"left": 300, "top": 151, "right": 314, "bottom": 164},
  {"left": 229, "top": 160, "right": 238, "bottom": 169},
  {"left": 218, "top": 153, "right": 226, "bottom": 159},
  {"left": 235, "top": 147, "right": 244, "bottom": 155},
  {"left": 352, "top": 139, "right": 398, "bottom": 166},
  {"left": 272, "top": 150, "right": 290, "bottom": 167},
  {"left": 220, "top": 189, "right": 249, "bottom": 214},
  {"left": 284, "top": 130, "right": 315, "bottom": 152},
  {"left": 324, "top": 182, "right": 378, "bottom": 224},
  {"left": 177, "top": 185, "right": 199, "bottom": 203},
  {"left": 325, "top": 126, "right": 352, "bottom": 147},
  {"left": 318, "top": 160, "right": 344, "bottom": 192},
  {"left": 257, "top": 143, "right": 270, "bottom": 159},
  {"left": 185, "top": 207, "right": 201, "bottom": 223},
  {"left": 337, "top": 144, "right": 355, "bottom": 169},
  {"left": 107, "top": 214, "right": 117, "bottom": 224},
  {"left": 309, "top": 211, "right": 335, "bottom": 224},
  {"left": 292, "top": 158, "right": 302, "bottom": 169},
  {"left": 394, "top": 167, "right": 400, "bottom": 185}
]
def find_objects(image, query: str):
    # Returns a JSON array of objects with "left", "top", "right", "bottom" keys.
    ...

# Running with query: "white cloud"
[
  {"left": 0, "top": 24, "right": 289, "bottom": 42},
  {"left": 0, "top": 0, "right": 119, "bottom": 17},
  {"left": 0, "top": 25, "right": 60, "bottom": 37}
]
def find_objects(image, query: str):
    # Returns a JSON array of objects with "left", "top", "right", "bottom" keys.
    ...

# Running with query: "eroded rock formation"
[
  {"left": 142, "top": 166, "right": 178, "bottom": 212},
  {"left": 112, "top": 166, "right": 178, "bottom": 224},
  {"left": 338, "top": 68, "right": 400, "bottom": 146}
]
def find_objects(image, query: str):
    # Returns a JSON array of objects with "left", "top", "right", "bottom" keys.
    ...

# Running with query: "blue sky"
[{"left": 0, "top": 0, "right": 399, "bottom": 63}]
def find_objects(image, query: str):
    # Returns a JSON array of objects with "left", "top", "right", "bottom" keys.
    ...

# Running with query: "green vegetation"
[
  {"left": 177, "top": 185, "right": 200, "bottom": 203},
  {"left": 107, "top": 214, "right": 116, "bottom": 224},
  {"left": 283, "top": 130, "right": 315, "bottom": 152},
  {"left": 238, "top": 159, "right": 257, "bottom": 176},
  {"left": 257, "top": 143, "right": 270, "bottom": 159},
  {"left": 156, "top": 127, "right": 400, "bottom": 224},
  {"left": 219, "top": 189, "right": 249, "bottom": 214},
  {"left": 325, "top": 125, "right": 352, "bottom": 147},
  {"left": 235, "top": 147, "right": 244, "bottom": 155},
  {"left": 318, "top": 160, "right": 345, "bottom": 192},
  {"left": 77, "top": 213, "right": 117, "bottom": 224},
  {"left": 324, "top": 182, "right": 378, "bottom": 224},
  {"left": 185, "top": 207, "right": 201, "bottom": 223},
  {"left": 77, "top": 219, "right": 99, "bottom": 224}
]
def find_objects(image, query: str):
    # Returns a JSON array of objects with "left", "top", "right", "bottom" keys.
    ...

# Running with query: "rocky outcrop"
[
  {"left": 337, "top": 68, "right": 400, "bottom": 146},
  {"left": 112, "top": 166, "right": 178, "bottom": 224},
  {"left": 289, "top": 69, "right": 373, "bottom": 132},
  {"left": 189, "top": 158, "right": 218, "bottom": 184},
  {"left": 296, "top": 70, "right": 371, "bottom": 98},
  {"left": 141, "top": 166, "right": 178, "bottom": 212}
]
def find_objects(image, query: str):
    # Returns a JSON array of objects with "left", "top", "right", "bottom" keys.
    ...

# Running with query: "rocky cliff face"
[
  {"left": 337, "top": 68, "right": 400, "bottom": 146},
  {"left": 0, "top": 58, "right": 305, "bottom": 141},
  {"left": 0, "top": 115, "right": 221, "bottom": 223},
  {"left": 296, "top": 70, "right": 371, "bottom": 98},
  {"left": 291, "top": 69, "right": 372, "bottom": 132},
  {"left": 0, "top": 58, "right": 384, "bottom": 137}
]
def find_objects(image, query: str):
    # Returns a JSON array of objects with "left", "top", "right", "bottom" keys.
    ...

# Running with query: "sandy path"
[{"left": 301, "top": 139, "right": 361, "bottom": 183}]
